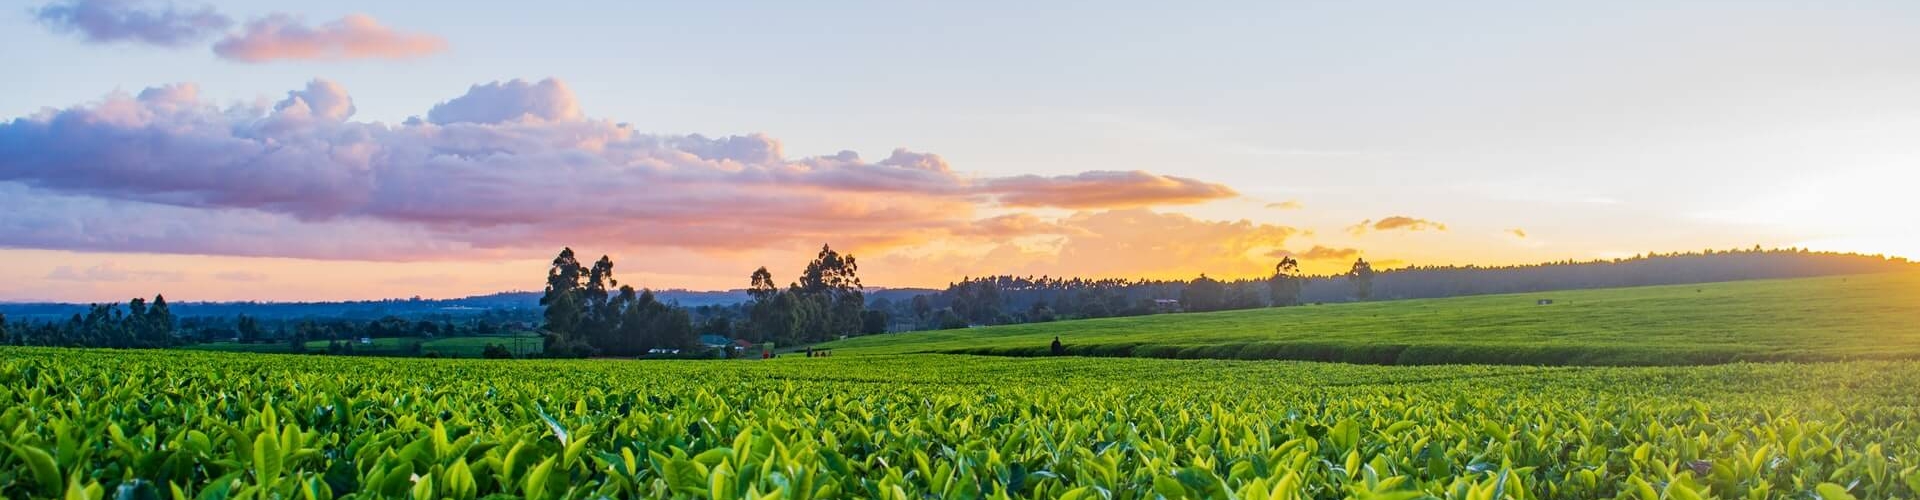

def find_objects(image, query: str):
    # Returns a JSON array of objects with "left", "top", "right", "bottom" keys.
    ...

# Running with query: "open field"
[
  {"left": 2, "top": 348, "right": 1917, "bottom": 498},
  {"left": 819, "top": 272, "right": 1920, "bottom": 366},
  {"left": 186, "top": 333, "right": 544, "bottom": 358}
]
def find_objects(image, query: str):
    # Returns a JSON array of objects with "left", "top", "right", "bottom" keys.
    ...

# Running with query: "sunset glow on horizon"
[{"left": 4, "top": 0, "right": 1917, "bottom": 302}]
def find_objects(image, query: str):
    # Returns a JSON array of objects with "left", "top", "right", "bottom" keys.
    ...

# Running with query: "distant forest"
[
  {"left": 876, "top": 247, "right": 1913, "bottom": 328},
  {"left": 1, "top": 246, "right": 1909, "bottom": 353}
]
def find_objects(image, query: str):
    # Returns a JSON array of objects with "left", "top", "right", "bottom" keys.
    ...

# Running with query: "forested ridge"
[{"left": 878, "top": 247, "right": 1912, "bottom": 328}]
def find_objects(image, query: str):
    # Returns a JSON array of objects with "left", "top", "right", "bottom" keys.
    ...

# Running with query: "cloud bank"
[
  {"left": 213, "top": 13, "right": 447, "bottom": 62},
  {"left": 1270, "top": 245, "right": 1360, "bottom": 261},
  {"left": 879, "top": 209, "right": 1302, "bottom": 281},
  {"left": 33, "top": 0, "right": 230, "bottom": 46},
  {"left": 0, "top": 78, "right": 1247, "bottom": 262},
  {"left": 32, "top": 1, "right": 444, "bottom": 62},
  {"left": 984, "top": 171, "right": 1237, "bottom": 209},
  {"left": 46, "top": 263, "right": 184, "bottom": 283}
]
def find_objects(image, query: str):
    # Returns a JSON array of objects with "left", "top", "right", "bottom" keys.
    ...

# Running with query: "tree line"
[
  {"left": 883, "top": 247, "right": 1908, "bottom": 328},
  {"left": 0, "top": 295, "right": 175, "bottom": 348},
  {"left": 2, "top": 296, "right": 532, "bottom": 351}
]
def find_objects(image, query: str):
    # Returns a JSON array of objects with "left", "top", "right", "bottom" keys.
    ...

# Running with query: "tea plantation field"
[
  {"left": 820, "top": 272, "right": 1920, "bottom": 366},
  {"left": 188, "top": 333, "right": 544, "bottom": 358},
  {"left": 3, "top": 348, "right": 1918, "bottom": 499}
]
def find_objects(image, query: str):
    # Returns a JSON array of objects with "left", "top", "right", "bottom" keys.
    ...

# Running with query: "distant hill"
[
  {"left": 893, "top": 248, "right": 1914, "bottom": 326},
  {"left": 822, "top": 272, "right": 1920, "bottom": 366},
  {"left": 0, "top": 287, "right": 938, "bottom": 322}
]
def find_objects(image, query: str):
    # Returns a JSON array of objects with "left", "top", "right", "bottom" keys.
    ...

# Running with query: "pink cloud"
[
  {"left": 426, "top": 78, "right": 579, "bottom": 124},
  {"left": 46, "top": 263, "right": 183, "bottom": 283},
  {"left": 981, "top": 170, "right": 1239, "bottom": 208},
  {"left": 0, "top": 78, "right": 1247, "bottom": 261},
  {"left": 212, "top": 13, "right": 446, "bottom": 63}
]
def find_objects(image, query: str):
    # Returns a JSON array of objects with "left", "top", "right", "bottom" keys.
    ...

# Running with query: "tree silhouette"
[
  {"left": 1269, "top": 257, "right": 1304, "bottom": 307},
  {"left": 1347, "top": 258, "right": 1376, "bottom": 301},
  {"left": 1181, "top": 274, "right": 1227, "bottom": 312}
]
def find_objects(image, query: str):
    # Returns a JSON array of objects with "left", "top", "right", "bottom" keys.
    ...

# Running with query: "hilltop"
[{"left": 819, "top": 272, "right": 1920, "bottom": 366}]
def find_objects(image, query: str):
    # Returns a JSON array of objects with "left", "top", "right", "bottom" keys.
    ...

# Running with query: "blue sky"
[{"left": 2, "top": 0, "right": 1917, "bottom": 300}]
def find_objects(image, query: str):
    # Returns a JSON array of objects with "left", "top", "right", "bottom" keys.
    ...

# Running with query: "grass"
[
  {"left": 818, "top": 271, "right": 1920, "bottom": 366},
  {"left": 187, "top": 332, "right": 543, "bottom": 357}
]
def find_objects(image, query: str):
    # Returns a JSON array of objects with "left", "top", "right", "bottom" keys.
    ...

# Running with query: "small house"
[{"left": 1536, "top": 299, "right": 1554, "bottom": 306}]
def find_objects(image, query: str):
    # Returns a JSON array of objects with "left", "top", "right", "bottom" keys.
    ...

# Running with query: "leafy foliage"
[
  {"left": 2, "top": 348, "right": 1917, "bottom": 499},
  {"left": 739, "top": 245, "right": 870, "bottom": 345},
  {"left": 540, "top": 248, "right": 698, "bottom": 357},
  {"left": 1, "top": 295, "right": 175, "bottom": 348}
]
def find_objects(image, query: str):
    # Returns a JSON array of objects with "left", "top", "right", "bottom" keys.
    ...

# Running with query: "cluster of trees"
[
  {"left": 3, "top": 294, "right": 533, "bottom": 351},
  {"left": 878, "top": 255, "right": 1373, "bottom": 329},
  {"left": 873, "top": 276, "right": 1187, "bottom": 328},
  {"left": 1, "top": 296, "right": 175, "bottom": 348},
  {"left": 539, "top": 248, "right": 700, "bottom": 358},
  {"left": 733, "top": 245, "right": 882, "bottom": 345}
]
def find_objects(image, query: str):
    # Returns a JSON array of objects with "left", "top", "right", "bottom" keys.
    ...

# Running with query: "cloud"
[
  {"left": 892, "top": 209, "right": 1301, "bottom": 280},
  {"left": 1266, "top": 200, "right": 1303, "bottom": 210},
  {"left": 954, "top": 214, "right": 1076, "bottom": 239},
  {"left": 46, "top": 263, "right": 184, "bottom": 282},
  {"left": 1507, "top": 228, "right": 1528, "bottom": 238},
  {"left": 213, "top": 13, "right": 446, "bottom": 63},
  {"left": 33, "top": 0, "right": 230, "bottom": 47},
  {"left": 426, "top": 78, "right": 580, "bottom": 124},
  {"left": 212, "top": 271, "right": 268, "bottom": 282},
  {"left": 981, "top": 171, "right": 1238, "bottom": 209},
  {"left": 0, "top": 183, "right": 480, "bottom": 260},
  {"left": 1269, "top": 245, "right": 1361, "bottom": 261},
  {"left": 1348, "top": 216, "right": 1448, "bottom": 235},
  {"left": 0, "top": 79, "right": 1241, "bottom": 261}
]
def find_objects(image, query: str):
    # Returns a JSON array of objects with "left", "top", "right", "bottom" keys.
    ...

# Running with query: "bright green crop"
[
  {"left": 1, "top": 348, "right": 1916, "bottom": 499},
  {"left": 820, "top": 273, "right": 1920, "bottom": 366}
]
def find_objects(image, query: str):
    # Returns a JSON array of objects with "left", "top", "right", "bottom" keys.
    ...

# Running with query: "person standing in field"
[{"left": 1051, "top": 336, "right": 1065, "bottom": 356}]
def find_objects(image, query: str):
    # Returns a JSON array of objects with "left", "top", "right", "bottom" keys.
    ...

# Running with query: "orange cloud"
[
  {"left": 878, "top": 209, "right": 1300, "bottom": 282},
  {"left": 213, "top": 13, "right": 446, "bottom": 63},
  {"left": 954, "top": 214, "right": 1076, "bottom": 239},
  {"left": 1269, "top": 245, "right": 1361, "bottom": 261},
  {"left": 982, "top": 170, "right": 1238, "bottom": 209},
  {"left": 1349, "top": 216, "right": 1448, "bottom": 235},
  {"left": 1266, "top": 200, "right": 1304, "bottom": 210}
]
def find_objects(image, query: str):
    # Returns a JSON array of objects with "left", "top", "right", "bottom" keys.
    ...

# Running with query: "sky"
[{"left": 2, "top": 0, "right": 1918, "bottom": 302}]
